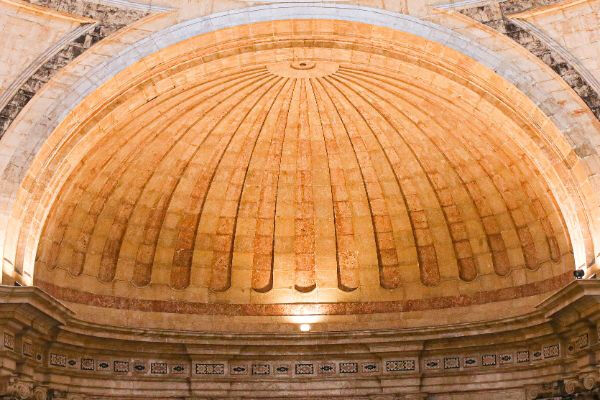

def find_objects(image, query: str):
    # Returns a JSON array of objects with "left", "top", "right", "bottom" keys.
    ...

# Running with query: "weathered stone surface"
[
  {"left": 0, "top": 0, "right": 147, "bottom": 141},
  {"left": 459, "top": 1, "right": 600, "bottom": 119}
]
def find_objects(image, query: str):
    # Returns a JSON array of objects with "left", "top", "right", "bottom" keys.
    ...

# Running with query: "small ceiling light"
[{"left": 299, "top": 323, "right": 311, "bottom": 332}]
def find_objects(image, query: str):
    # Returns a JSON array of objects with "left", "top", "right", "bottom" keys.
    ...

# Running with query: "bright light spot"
[
  {"left": 299, "top": 324, "right": 311, "bottom": 332},
  {"left": 288, "top": 315, "right": 322, "bottom": 324}
]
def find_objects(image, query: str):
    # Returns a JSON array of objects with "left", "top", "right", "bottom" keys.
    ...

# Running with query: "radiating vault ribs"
[
  {"left": 32, "top": 22, "right": 569, "bottom": 304},
  {"left": 268, "top": 60, "right": 339, "bottom": 79}
]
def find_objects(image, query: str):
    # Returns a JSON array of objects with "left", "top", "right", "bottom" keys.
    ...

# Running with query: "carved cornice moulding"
[{"left": 1, "top": 280, "right": 600, "bottom": 398}]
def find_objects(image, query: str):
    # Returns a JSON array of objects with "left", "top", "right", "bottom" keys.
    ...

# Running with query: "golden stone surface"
[{"left": 29, "top": 21, "right": 572, "bottom": 329}]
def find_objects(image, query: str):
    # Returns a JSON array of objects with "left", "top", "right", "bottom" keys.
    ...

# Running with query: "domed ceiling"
[{"left": 31, "top": 20, "right": 573, "bottom": 331}]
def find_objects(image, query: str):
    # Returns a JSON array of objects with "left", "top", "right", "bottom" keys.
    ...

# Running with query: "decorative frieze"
[
  {"left": 424, "top": 359, "right": 440, "bottom": 370},
  {"left": 3, "top": 332, "right": 14, "bottom": 350},
  {"left": 80, "top": 358, "right": 94, "bottom": 371},
  {"left": 463, "top": 356, "right": 478, "bottom": 368},
  {"left": 386, "top": 360, "right": 416, "bottom": 372},
  {"left": 150, "top": 362, "right": 167, "bottom": 375},
  {"left": 96, "top": 360, "right": 110, "bottom": 372},
  {"left": 251, "top": 363, "right": 270, "bottom": 376},
  {"left": 499, "top": 353, "right": 513, "bottom": 365},
  {"left": 40, "top": 346, "right": 565, "bottom": 380},
  {"left": 114, "top": 360, "right": 129, "bottom": 373},
  {"left": 195, "top": 363, "right": 224, "bottom": 375},
  {"left": 318, "top": 362, "right": 335, "bottom": 375},
  {"left": 0, "top": 283, "right": 597, "bottom": 398},
  {"left": 361, "top": 362, "right": 379, "bottom": 373},
  {"left": 482, "top": 354, "right": 497, "bottom": 367},
  {"left": 294, "top": 363, "right": 313, "bottom": 375},
  {"left": 170, "top": 364, "right": 186, "bottom": 374},
  {"left": 230, "top": 363, "right": 249, "bottom": 375},
  {"left": 274, "top": 364, "right": 291, "bottom": 375},
  {"left": 443, "top": 357, "right": 460, "bottom": 369},
  {"left": 50, "top": 353, "right": 67, "bottom": 367},
  {"left": 543, "top": 344, "right": 560, "bottom": 359},
  {"left": 339, "top": 362, "right": 359, "bottom": 374},
  {"left": 22, "top": 341, "right": 33, "bottom": 357},
  {"left": 132, "top": 360, "right": 147, "bottom": 374},
  {"left": 516, "top": 350, "right": 530, "bottom": 363}
]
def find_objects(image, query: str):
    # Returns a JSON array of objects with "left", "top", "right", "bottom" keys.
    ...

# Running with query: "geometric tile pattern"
[
  {"left": 81, "top": 358, "right": 94, "bottom": 371},
  {"left": 251, "top": 364, "right": 270, "bottom": 376},
  {"left": 576, "top": 333, "right": 589, "bottom": 350},
  {"left": 195, "top": 364, "right": 224, "bottom": 375},
  {"left": 482, "top": 354, "right": 496, "bottom": 367},
  {"left": 543, "top": 344, "right": 560, "bottom": 359},
  {"left": 386, "top": 360, "right": 416, "bottom": 372},
  {"left": 295, "top": 364, "right": 314, "bottom": 375},
  {"left": 3, "top": 333, "right": 14, "bottom": 350},
  {"left": 41, "top": 343, "right": 564, "bottom": 378},
  {"left": 444, "top": 357, "right": 460, "bottom": 370},
  {"left": 339, "top": 362, "right": 358, "bottom": 374},
  {"left": 22, "top": 342, "right": 33, "bottom": 357},
  {"left": 114, "top": 361, "right": 129, "bottom": 373},
  {"left": 151, "top": 362, "right": 167, "bottom": 374},
  {"left": 516, "top": 351, "right": 530, "bottom": 363},
  {"left": 50, "top": 353, "right": 66, "bottom": 367}
]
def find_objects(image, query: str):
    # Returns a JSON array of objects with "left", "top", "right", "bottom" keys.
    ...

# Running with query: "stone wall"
[
  {"left": 1, "top": 280, "right": 600, "bottom": 398},
  {"left": 513, "top": 0, "right": 600, "bottom": 98},
  {"left": 0, "top": 0, "right": 148, "bottom": 140},
  {"left": 458, "top": 0, "right": 600, "bottom": 119},
  {"left": 0, "top": 0, "right": 83, "bottom": 94}
]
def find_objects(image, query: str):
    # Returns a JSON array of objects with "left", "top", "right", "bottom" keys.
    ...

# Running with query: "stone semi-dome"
[
  {"left": 25, "top": 20, "right": 573, "bottom": 332},
  {"left": 4, "top": 2, "right": 600, "bottom": 397}
]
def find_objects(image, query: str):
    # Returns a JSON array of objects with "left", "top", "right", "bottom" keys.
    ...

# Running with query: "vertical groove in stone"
[
  {"left": 35, "top": 53, "right": 571, "bottom": 296},
  {"left": 308, "top": 78, "right": 360, "bottom": 292},
  {"left": 318, "top": 77, "right": 434, "bottom": 288},
  {"left": 247, "top": 80, "right": 296, "bottom": 293},
  {"left": 96, "top": 73, "right": 273, "bottom": 284},
  {"left": 205, "top": 78, "right": 289, "bottom": 292},
  {"left": 334, "top": 72, "right": 475, "bottom": 282},
  {"left": 292, "top": 80, "right": 317, "bottom": 293},
  {"left": 40, "top": 69, "right": 264, "bottom": 276},
  {"left": 339, "top": 67, "right": 564, "bottom": 273},
  {"left": 167, "top": 75, "right": 280, "bottom": 291},
  {"left": 312, "top": 78, "right": 391, "bottom": 288},
  {"left": 126, "top": 70, "right": 269, "bottom": 286}
]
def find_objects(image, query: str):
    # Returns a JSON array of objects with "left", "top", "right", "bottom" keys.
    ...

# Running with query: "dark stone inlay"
[
  {"left": 295, "top": 363, "right": 314, "bottom": 375},
  {"left": 195, "top": 363, "right": 224, "bottom": 375}
]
